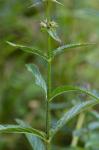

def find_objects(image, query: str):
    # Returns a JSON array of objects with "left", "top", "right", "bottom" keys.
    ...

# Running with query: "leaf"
[
  {"left": 53, "top": 43, "right": 95, "bottom": 56},
  {"left": 47, "top": 29, "right": 61, "bottom": 43},
  {"left": 0, "top": 125, "right": 46, "bottom": 141},
  {"left": 50, "top": 99, "right": 99, "bottom": 139},
  {"left": 26, "top": 64, "right": 47, "bottom": 97},
  {"left": 52, "top": 0, "right": 64, "bottom": 6},
  {"left": 50, "top": 85, "right": 98, "bottom": 102},
  {"left": 29, "top": 2, "right": 41, "bottom": 8},
  {"left": 29, "top": 0, "right": 63, "bottom": 8},
  {"left": 16, "top": 119, "right": 45, "bottom": 150},
  {"left": 6, "top": 41, "right": 47, "bottom": 61}
]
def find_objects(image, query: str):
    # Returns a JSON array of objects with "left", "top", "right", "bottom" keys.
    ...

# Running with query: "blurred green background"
[{"left": 0, "top": 0, "right": 99, "bottom": 149}]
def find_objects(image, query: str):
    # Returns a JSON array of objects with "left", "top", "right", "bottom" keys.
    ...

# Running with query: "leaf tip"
[{"left": 6, "top": 41, "right": 16, "bottom": 47}]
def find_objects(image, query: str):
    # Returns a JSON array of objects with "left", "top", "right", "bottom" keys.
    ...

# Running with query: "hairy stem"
[
  {"left": 71, "top": 112, "right": 85, "bottom": 147},
  {"left": 46, "top": 0, "right": 51, "bottom": 150}
]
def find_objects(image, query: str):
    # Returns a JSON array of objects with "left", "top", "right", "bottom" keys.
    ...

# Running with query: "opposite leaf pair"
[
  {"left": 29, "top": 0, "right": 63, "bottom": 8},
  {"left": 6, "top": 41, "right": 95, "bottom": 61}
]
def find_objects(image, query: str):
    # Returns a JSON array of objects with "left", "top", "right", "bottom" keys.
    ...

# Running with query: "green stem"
[
  {"left": 46, "top": 0, "right": 51, "bottom": 150},
  {"left": 71, "top": 112, "right": 85, "bottom": 147}
]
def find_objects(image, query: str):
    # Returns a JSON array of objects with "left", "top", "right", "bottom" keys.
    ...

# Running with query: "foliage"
[{"left": 0, "top": 0, "right": 99, "bottom": 150}]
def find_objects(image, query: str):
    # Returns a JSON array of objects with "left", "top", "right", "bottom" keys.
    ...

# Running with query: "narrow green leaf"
[
  {"left": 50, "top": 85, "right": 98, "bottom": 102},
  {"left": 0, "top": 125, "right": 45, "bottom": 140},
  {"left": 26, "top": 64, "right": 47, "bottom": 97},
  {"left": 16, "top": 119, "right": 45, "bottom": 150},
  {"left": 53, "top": 43, "right": 95, "bottom": 56},
  {"left": 29, "top": 2, "right": 41, "bottom": 8},
  {"left": 50, "top": 99, "right": 99, "bottom": 139},
  {"left": 6, "top": 41, "right": 47, "bottom": 61},
  {"left": 52, "top": 0, "right": 64, "bottom": 6},
  {"left": 29, "top": 0, "right": 63, "bottom": 8},
  {"left": 47, "top": 29, "right": 61, "bottom": 43}
]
